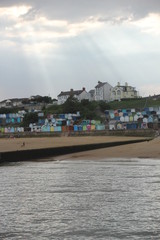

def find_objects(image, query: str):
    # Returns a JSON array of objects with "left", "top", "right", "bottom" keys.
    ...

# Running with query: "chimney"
[
  {"left": 82, "top": 87, "right": 85, "bottom": 91},
  {"left": 70, "top": 89, "right": 73, "bottom": 92},
  {"left": 117, "top": 82, "right": 120, "bottom": 86}
]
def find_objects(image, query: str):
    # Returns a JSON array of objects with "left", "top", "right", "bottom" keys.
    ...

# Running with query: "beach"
[
  {"left": 56, "top": 137, "right": 160, "bottom": 160},
  {"left": 0, "top": 135, "right": 158, "bottom": 160},
  {"left": 0, "top": 136, "right": 145, "bottom": 152}
]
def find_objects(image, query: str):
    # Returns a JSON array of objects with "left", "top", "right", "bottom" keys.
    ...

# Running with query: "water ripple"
[{"left": 0, "top": 158, "right": 160, "bottom": 239}]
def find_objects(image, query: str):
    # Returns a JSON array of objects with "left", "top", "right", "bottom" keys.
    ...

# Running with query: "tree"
[
  {"left": 62, "top": 96, "right": 80, "bottom": 113},
  {"left": 22, "top": 112, "right": 38, "bottom": 127},
  {"left": 98, "top": 101, "right": 110, "bottom": 112}
]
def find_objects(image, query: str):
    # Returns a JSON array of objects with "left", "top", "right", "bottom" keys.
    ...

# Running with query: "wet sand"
[{"left": 55, "top": 137, "right": 160, "bottom": 160}]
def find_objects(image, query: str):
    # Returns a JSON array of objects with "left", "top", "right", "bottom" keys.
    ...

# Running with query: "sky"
[{"left": 0, "top": 0, "right": 160, "bottom": 101}]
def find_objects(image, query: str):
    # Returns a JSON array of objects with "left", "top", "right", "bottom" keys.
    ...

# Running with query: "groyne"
[{"left": 0, "top": 138, "right": 150, "bottom": 163}]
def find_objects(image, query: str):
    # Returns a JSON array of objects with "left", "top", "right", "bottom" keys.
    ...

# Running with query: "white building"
[
  {"left": 95, "top": 81, "right": 113, "bottom": 102},
  {"left": 57, "top": 88, "right": 89, "bottom": 105},
  {"left": 111, "top": 82, "right": 139, "bottom": 101},
  {"left": 0, "top": 98, "right": 26, "bottom": 108},
  {"left": 88, "top": 89, "right": 95, "bottom": 101}
]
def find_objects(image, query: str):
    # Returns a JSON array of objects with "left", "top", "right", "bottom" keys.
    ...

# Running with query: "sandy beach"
[
  {"left": 0, "top": 136, "right": 145, "bottom": 152},
  {"left": 0, "top": 135, "right": 158, "bottom": 160},
  {"left": 55, "top": 137, "right": 160, "bottom": 160}
]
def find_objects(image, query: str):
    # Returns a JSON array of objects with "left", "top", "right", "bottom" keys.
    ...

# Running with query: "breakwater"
[{"left": 0, "top": 138, "right": 150, "bottom": 163}]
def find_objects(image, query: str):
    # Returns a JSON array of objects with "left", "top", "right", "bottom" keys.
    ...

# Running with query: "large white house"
[
  {"left": 95, "top": 81, "right": 113, "bottom": 102},
  {"left": 111, "top": 82, "right": 139, "bottom": 101},
  {"left": 57, "top": 88, "right": 89, "bottom": 105}
]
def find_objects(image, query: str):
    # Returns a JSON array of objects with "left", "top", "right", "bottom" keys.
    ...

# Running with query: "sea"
[{"left": 0, "top": 158, "right": 160, "bottom": 240}]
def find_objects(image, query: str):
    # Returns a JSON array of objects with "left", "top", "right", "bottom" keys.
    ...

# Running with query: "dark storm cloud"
[{"left": 0, "top": 0, "right": 160, "bottom": 22}]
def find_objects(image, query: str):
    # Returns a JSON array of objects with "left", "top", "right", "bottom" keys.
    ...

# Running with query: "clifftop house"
[
  {"left": 57, "top": 88, "right": 88, "bottom": 105},
  {"left": 111, "top": 82, "right": 139, "bottom": 101},
  {"left": 95, "top": 81, "right": 113, "bottom": 102}
]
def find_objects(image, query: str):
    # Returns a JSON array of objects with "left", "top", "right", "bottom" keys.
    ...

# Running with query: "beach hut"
[
  {"left": 83, "top": 125, "right": 87, "bottom": 131},
  {"left": 109, "top": 121, "right": 116, "bottom": 130},
  {"left": 1, "top": 128, "right": 5, "bottom": 133},
  {"left": 91, "top": 125, "right": 96, "bottom": 130},
  {"left": 129, "top": 115, "right": 133, "bottom": 122},
  {"left": 10, "top": 127, "right": 15, "bottom": 133},
  {"left": 87, "top": 125, "right": 91, "bottom": 131},
  {"left": 5, "top": 127, "right": 8, "bottom": 133},
  {"left": 109, "top": 113, "right": 114, "bottom": 119},
  {"left": 134, "top": 115, "right": 138, "bottom": 121},
  {"left": 120, "top": 116, "right": 125, "bottom": 122},
  {"left": 114, "top": 112, "right": 119, "bottom": 118},
  {"left": 117, "top": 122, "right": 123, "bottom": 130},
  {"left": 148, "top": 116, "right": 153, "bottom": 123},
  {"left": 6, "top": 118, "right": 10, "bottom": 124},
  {"left": 17, "top": 117, "right": 21, "bottom": 123},
  {"left": 119, "top": 112, "right": 123, "bottom": 117},
  {"left": 78, "top": 125, "right": 83, "bottom": 131},
  {"left": 50, "top": 126, "right": 54, "bottom": 132},
  {"left": 115, "top": 116, "right": 120, "bottom": 121},
  {"left": 74, "top": 125, "right": 78, "bottom": 131},
  {"left": 124, "top": 116, "right": 129, "bottom": 122},
  {"left": 143, "top": 118, "right": 148, "bottom": 123}
]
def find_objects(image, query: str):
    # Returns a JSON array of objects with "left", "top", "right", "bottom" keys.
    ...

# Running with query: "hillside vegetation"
[
  {"left": 46, "top": 97, "right": 160, "bottom": 121},
  {"left": 109, "top": 97, "right": 160, "bottom": 110},
  {"left": 1, "top": 97, "right": 160, "bottom": 125}
]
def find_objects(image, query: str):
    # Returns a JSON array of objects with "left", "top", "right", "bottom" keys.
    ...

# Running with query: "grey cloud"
[
  {"left": 22, "top": 8, "right": 40, "bottom": 21},
  {"left": 0, "top": 0, "right": 160, "bottom": 23}
]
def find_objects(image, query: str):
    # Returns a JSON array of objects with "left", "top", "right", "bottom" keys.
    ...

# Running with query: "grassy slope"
[{"left": 108, "top": 98, "right": 160, "bottom": 110}]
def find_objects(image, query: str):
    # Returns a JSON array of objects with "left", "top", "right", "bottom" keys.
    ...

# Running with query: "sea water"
[{"left": 0, "top": 159, "right": 160, "bottom": 240}]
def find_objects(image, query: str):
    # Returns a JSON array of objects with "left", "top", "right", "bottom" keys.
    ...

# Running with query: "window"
[{"left": 117, "top": 90, "right": 121, "bottom": 95}]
